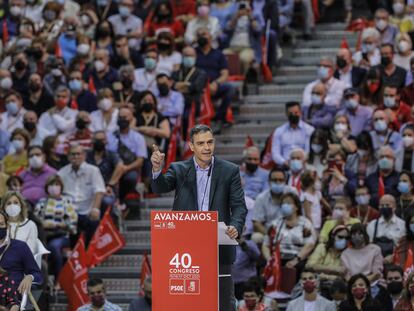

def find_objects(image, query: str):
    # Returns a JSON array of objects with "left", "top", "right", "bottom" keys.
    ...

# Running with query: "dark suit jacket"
[
  {"left": 152, "top": 157, "right": 248, "bottom": 264},
  {"left": 334, "top": 66, "right": 367, "bottom": 88}
]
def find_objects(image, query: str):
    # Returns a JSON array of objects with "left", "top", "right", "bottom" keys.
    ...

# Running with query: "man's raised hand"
[{"left": 151, "top": 144, "right": 165, "bottom": 172}]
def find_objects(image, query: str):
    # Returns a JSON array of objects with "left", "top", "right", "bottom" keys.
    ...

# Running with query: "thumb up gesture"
[{"left": 151, "top": 144, "right": 165, "bottom": 172}]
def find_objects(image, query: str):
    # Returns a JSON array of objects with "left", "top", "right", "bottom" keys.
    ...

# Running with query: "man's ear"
[{"left": 189, "top": 142, "right": 194, "bottom": 152}]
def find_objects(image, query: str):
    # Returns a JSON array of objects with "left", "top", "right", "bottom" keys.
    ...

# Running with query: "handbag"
[
  {"left": 114, "top": 131, "right": 137, "bottom": 165},
  {"left": 373, "top": 219, "right": 394, "bottom": 257}
]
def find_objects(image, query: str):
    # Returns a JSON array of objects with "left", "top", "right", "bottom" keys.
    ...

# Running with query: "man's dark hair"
[
  {"left": 242, "top": 279, "right": 263, "bottom": 296},
  {"left": 385, "top": 265, "right": 403, "bottom": 278},
  {"left": 349, "top": 223, "right": 370, "bottom": 246},
  {"left": 381, "top": 43, "right": 394, "bottom": 53},
  {"left": 301, "top": 267, "right": 316, "bottom": 277},
  {"left": 114, "top": 34, "right": 127, "bottom": 42},
  {"left": 285, "top": 101, "right": 300, "bottom": 112},
  {"left": 156, "top": 73, "right": 170, "bottom": 80},
  {"left": 268, "top": 167, "right": 286, "bottom": 182},
  {"left": 87, "top": 278, "right": 104, "bottom": 288},
  {"left": 330, "top": 278, "right": 347, "bottom": 295},
  {"left": 28, "top": 145, "right": 43, "bottom": 155},
  {"left": 189, "top": 125, "right": 213, "bottom": 142}
]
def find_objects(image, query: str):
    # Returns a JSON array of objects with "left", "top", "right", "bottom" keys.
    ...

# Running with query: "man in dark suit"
[
  {"left": 151, "top": 124, "right": 247, "bottom": 311},
  {"left": 334, "top": 48, "right": 367, "bottom": 88}
]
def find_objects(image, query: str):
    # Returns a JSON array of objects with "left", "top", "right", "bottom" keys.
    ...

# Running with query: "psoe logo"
[{"left": 169, "top": 279, "right": 185, "bottom": 294}]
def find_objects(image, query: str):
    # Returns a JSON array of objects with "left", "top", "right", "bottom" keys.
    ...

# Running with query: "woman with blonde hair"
[
  {"left": 0, "top": 191, "right": 38, "bottom": 254},
  {"left": 90, "top": 88, "right": 119, "bottom": 134},
  {"left": 394, "top": 32, "right": 414, "bottom": 70}
]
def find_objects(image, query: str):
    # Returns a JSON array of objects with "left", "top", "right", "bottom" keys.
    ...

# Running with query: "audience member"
[
  {"left": 240, "top": 146, "right": 269, "bottom": 200},
  {"left": 334, "top": 48, "right": 367, "bottom": 88},
  {"left": 77, "top": 278, "right": 122, "bottom": 311}
]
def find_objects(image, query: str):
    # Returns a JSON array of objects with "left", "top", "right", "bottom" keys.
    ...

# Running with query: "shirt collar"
[
  {"left": 193, "top": 156, "right": 214, "bottom": 172},
  {"left": 71, "top": 162, "right": 86, "bottom": 174},
  {"left": 380, "top": 214, "right": 397, "bottom": 224}
]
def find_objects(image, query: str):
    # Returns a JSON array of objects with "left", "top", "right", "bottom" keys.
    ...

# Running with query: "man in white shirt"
[
  {"left": 38, "top": 86, "right": 78, "bottom": 135},
  {"left": 271, "top": 101, "right": 314, "bottom": 166},
  {"left": 58, "top": 144, "right": 106, "bottom": 242},
  {"left": 1, "top": 91, "right": 26, "bottom": 133},
  {"left": 286, "top": 268, "right": 336, "bottom": 311},
  {"left": 23, "top": 110, "right": 50, "bottom": 146},
  {"left": 302, "top": 57, "right": 347, "bottom": 108},
  {"left": 133, "top": 49, "right": 158, "bottom": 93}
]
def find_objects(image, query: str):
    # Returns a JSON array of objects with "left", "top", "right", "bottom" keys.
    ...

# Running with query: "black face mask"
[
  {"left": 197, "top": 37, "right": 208, "bottom": 47},
  {"left": 76, "top": 119, "right": 88, "bottom": 130},
  {"left": 157, "top": 12, "right": 169, "bottom": 19},
  {"left": 93, "top": 140, "right": 106, "bottom": 152},
  {"left": 118, "top": 118, "right": 130, "bottom": 130},
  {"left": 245, "top": 162, "right": 258, "bottom": 173},
  {"left": 157, "top": 83, "right": 169, "bottom": 97},
  {"left": 157, "top": 42, "right": 171, "bottom": 51},
  {"left": 142, "top": 102, "right": 154, "bottom": 113},
  {"left": 96, "top": 28, "right": 110, "bottom": 38},
  {"left": 24, "top": 121, "right": 36, "bottom": 132},
  {"left": 29, "top": 83, "right": 41, "bottom": 92},
  {"left": 380, "top": 207, "right": 393, "bottom": 220},
  {"left": 28, "top": 47, "right": 43, "bottom": 60},
  {"left": 336, "top": 57, "right": 347, "bottom": 69},
  {"left": 15, "top": 59, "right": 26, "bottom": 71},
  {"left": 387, "top": 281, "right": 403, "bottom": 295},
  {"left": 381, "top": 56, "right": 392, "bottom": 66},
  {"left": 0, "top": 227, "right": 6, "bottom": 240},
  {"left": 288, "top": 114, "right": 300, "bottom": 125},
  {"left": 121, "top": 78, "right": 133, "bottom": 89}
]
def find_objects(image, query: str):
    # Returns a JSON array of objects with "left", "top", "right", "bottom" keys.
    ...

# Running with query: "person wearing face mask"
[
  {"left": 108, "top": 0, "right": 143, "bottom": 50},
  {"left": 39, "top": 86, "right": 78, "bottom": 136},
  {"left": 133, "top": 48, "right": 159, "bottom": 94},
  {"left": 18, "top": 146, "right": 57, "bottom": 205},
  {"left": 367, "top": 194, "right": 405, "bottom": 260},
  {"left": 380, "top": 85, "right": 412, "bottom": 132},
  {"left": 65, "top": 112, "right": 93, "bottom": 152},
  {"left": 69, "top": 35, "right": 92, "bottom": 72},
  {"left": 286, "top": 268, "right": 336, "bottom": 311},
  {"left": 23, "top": 73, "right": 55, "bottom": 117},
  {"left": 78, "top": 278, "right": 122, "bottom": 311},
  {"left": 11, "top": 52, "right": 31, "bottom": 99},
  {"left": 43, "top": 56, "right": 68, "bottom": 98},
  {"left": 369, "top": 109, "right": 402, "bottom": 152},
  {"left": 350, "top": 185, "right": 379, "bottom": 226},
  {"left": 365, "top": 146, "right": 400, "bottom": 207},
  {"left": 302, "top": 57, "right": 346, "bottom": 108},
  {"left": 302, "top": 83, "right": 336, "bottom": 130},
  {"left": 252, "top": 168, "right": 286, "bottom": 242},
  {"left": 0, "top": 0, "right": 25, "bottom": 41},
  {"left": 114, "top": 64, "right": 142, "bottom": 107},
  {"left": 68, "top": 69, "right": 98, "bottom": 113},
  {"left": 286, "top": 148, "right": 306, "bottom": 194},
  {"left": 155, "top": 73, "right": 184, "bottom": 126},
  {"left": 376, "top": 266, "right": 404, "bottom": 311},
  {"left": 394, "top": 271, "right": 414, "bottom": 311},
  {"left": 155, "top": 31, "right": 182, "bottom": 75},
  {"left": 341, "top": 224, "right": 383, "bottom": 284},
  {"left": 110, "top": 35, "right": 144, "bottom": 70},
  {"left": 94, "top": 21, "right": 115, "bottom": 55},
  {"left": 375, "top": 8, "right": 399, "bottom": 45},
  {"left": 1, "top": 91, "right": 26, "bottom": 133},
  {"left": 236, "top": 279, "right": 272, "bottom": 311},
  {"left": 0, "top": 191, "right": 39, "bottom": 254},
  {"left": 78, "top": 10, "right": 98, "bottom": 40},
  {"left": 34, "top": 175, "right": 77, "bottom": 282},
  {"left": 334, "top": 48, "right": 367, "bottom": 88},
  {"left": 339, "top": 274, "right": 382, "bottom": 311},
  {"left": 90, "top": 88, "right": 119, "bottom": 135},
  {"left": 353, "top": 27, "right": 381, "bottom": 69},
  {"left": 3, "top": 128, "right": 30, "bottom": 176},
  {"left": 185, "top": 0, "right": 220, "bottom": 48},
  {"left": 340, "top": 88, "right": 373, "bottom": 137},
  {"left": 396, "top": 125, "right": 414, "bottom": 172},
  {"left": 360, "top": 67, "right": 383, "bottom": 107},
  {"left": 306, "top": 129, "right": 329, "bottom": 178},
  {"left": 262, "top": 193, "right": 316, "bottom": 275},
  {"left": 307, "top": 226, "right": 349, "bottom": 287},
  {"left": 22, "top": 110, "right": 49, "bottom": 147},
  {"left": 271, "top": 101, "right": 315, "bottom": 167},
  {"left": 128, "top": 276, "right": 152, "bottom": 311},
  {"left": 373, "top": 43, "right": 407, "bottom": 89},
  {"left": 0, "top": 69, "right": 14, "bottom": 106},
  {"left": 395, "top": 171, "right": 414, "bottom": 219},
  {"left": 240, "top": 146, "right": 269, "bottom": 200},
  {"left": 393, "top": 33, "right": 414, "bottom": 71}
]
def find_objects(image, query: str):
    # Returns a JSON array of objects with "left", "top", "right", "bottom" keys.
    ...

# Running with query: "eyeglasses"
[{"left": 336, "top": 235, "right": 348, "bottom": 240}]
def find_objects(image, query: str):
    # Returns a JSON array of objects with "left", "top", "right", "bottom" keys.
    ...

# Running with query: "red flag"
[
  {"left": 183, "top": 102, "right": 195, "bottom": 159},
  {"left": 55, "top": 41, "right": 62, "bottom": 58},
  {"left": 2, "top": 19, "right": 9, "bottom": 46},
  {"left": 340, "top": 36, "right": 349, "bottom": 49},
  {"left": 263, "top": 233, "right": 282, "bottom": 292},
  {"left": 393, "top": 244, "right": 401, "bottom": 266},
  {"left": 311, "top": 0, "right": 320, "bottom": 22},
  {"left": 199, "top": 84, "right": 215, "bottom": 126},
  {"left": 404, "top": 246, "right": 414, "bottom": 279},
  {"left": 86, "top": 208, "right": 126, "bottom": 267},
  {"left": 378, "top": 175, "right": 385, "bottom": 199},
  {"left": 225, "top": 106, "right": 234, "bottom": 124},
  {"left": 261, "top": 32, "right": 272, "bottom": 83},
  {"left": 139, "top": 253, "right": 152, "bottom": 295},
  {"left": 245, "top": 135, "right": 254, "bottom": 148},
  {"left": 88, "top": 76, "right": 96, "bottom": 95},
  {"left": 163, "top": 121, "right": 180, "bottom": 172},
  {"left": 58, "top": 234, "right": 89, "bottom": 311},
  {"left": 260, "top": 130, "right": 276, "bottom": 170}
]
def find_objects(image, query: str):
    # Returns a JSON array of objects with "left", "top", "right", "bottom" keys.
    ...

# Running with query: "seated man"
[
  {"left": 107, "top": 106, "right": 147, "bottom": 202},
  {"left": 240, "top": 146, "right": 269, "bottom": 200},
  {"left": 350, "top": 185, "right": 380, "bottom": 226},
  {"left": 302, "top": 57, "right": 347, "bottom": 108},
  {"left": 133, "top": 48, "right": 159, "bottom": 94},
  {"left": 77, "top": 278, "right": 122, "bottom": 311},
  {"left": 23, "top": 73, "right": 55, "bottom": 117},
  {"left": 128, "top": 277, "right": 152, "bottom": 311},
  {"left": 68, "top": 69, "right": 97, "bottom": 113},
  {"left": 380, "top": 85, "right": 412, "bottom": 131},
  {"left": 369, "top": 109, "right": 402, "bottom": 152},
  {"left": 334, "top": 48, "right": 367, "bottom": 88},
  {"left": 65, "top": 111, "right": 93, "bottom": 152},
  {"left": 375, "top": 8, "right": 399, "bottom": 45},
  {"left": 58, "top": 144, "right": 106, "bottom": 242},
  {"left": 114, "top": 65, "right": 142, "bottom": 108},
  {"left": 23, "top": 110, "right": 50, "bottom": 146},
  {"left": 155, "top": 73, "right": 184, "bottom": 127},
  {"left": 373, "top": 43, "right": 407, "bottom": 89},
  {"left": 110, "top": 35, "right": 144, "bottom": 70},
  {"left": 1, "top": 90, "right": 26, "bottom": 133},
  {"left": 195, "top": 27, "right": 236, "bottom": 132}
]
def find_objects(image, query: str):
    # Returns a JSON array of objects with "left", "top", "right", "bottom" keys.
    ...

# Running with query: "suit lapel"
[
  {"left": 186, "top": 159, "right": 198, "bottom": 211},
  {"left": 208, "top": 158, "right": 220, "bottom": 210}
]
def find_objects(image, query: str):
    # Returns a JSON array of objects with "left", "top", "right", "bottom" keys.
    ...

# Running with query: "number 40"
[{"left": 169, "top": 253, "right": 192, "bottom": 268}]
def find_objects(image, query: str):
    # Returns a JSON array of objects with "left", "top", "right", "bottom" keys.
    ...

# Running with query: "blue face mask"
[
  {"left": 378, "top": 157, "right": 393, "bottom": 170},
  {"left": 290, "top": 159, "right": 303, "bottom": 172},
  {"left": 6, "top": 101, "right": 19, "bottom": 115},
  {"left": 182, "top": 56, "right": 196, "bottom": 68},
  {"left": 317, "top": 66, "right": 329, "bottom": 80},
  {"left": 334, "top": 238, "right": 347, "bottom": 250},
  {"left": 69, "top": 79, "right": 82, "bottom": 92},
  {"left": 410, "top": 223, "right": 414, "bottom": 234},
  {"left": 281, "top": 203, "right": 293, "bottom": 218},
  {"left": 270, "top": 182, "right": 284, "bottom": 194},
  {"left": 144, "top": 58, "right": 157, "bottom": 71},
  {"left": 374, "top": 119, "right": 387, "bottom": 132},
  {"left": 398, "top": 181, "right": 411, "bottom": 194}
]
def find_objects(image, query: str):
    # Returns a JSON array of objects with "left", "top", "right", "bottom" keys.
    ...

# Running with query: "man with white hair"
[
  {"left": 302, "top": 57, "right": 346, "bottom": 108},
  {"left": 240, "top": 146, "right": 269, "bottom": 200},
  {"left": 352, "top": 27, "right": 381, "bottom": 68},
  {"left": 287, "top": 148, "right": 306, "bottom": 193},
  {"left": 84, "top": 48, "right": 120, "bottom": 91},
  {"left": 334, "top": 48, "right": 367, "bottom": 88},
  {"left": 369, "top": 109, "right": 402, "bottom": 152}
]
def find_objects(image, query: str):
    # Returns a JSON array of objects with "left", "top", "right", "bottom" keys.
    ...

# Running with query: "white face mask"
[
  {"left": 0, "top": 77, "right": 13, "bottom": 90},
  {"left": 403, "top": 135, "right": 414, "bottom": 147},
  {"left": 376, "top": 19, "right": 388, "bottom": 31},
  {"left": 6, "top": 203, "right": 21, "bottom": 217},
  {"left": 77, "top": 43, "right": 90, "bottom": 55},
  {"left": 29, "top": 155, "right": 44, "bottom": 169},
  {"left": 99, "top": 98, "right": 112, "bottom": 111},
  {"left": 334, "top": 123, "right": 347, "bottom": 132},
  {"left": 399, "top": 41, "right": 410, "bottom": 53},
  {"left": 94, "top": 60, "right": 106, "bottom": 72}
]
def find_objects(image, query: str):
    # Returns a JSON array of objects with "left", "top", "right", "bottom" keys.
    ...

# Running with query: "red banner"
[
  {"left": 151, "top": 211, "right": 218, "bottom": 310},
  {"left": 86, "top": 209, "right": 126, "bottom": 267},
  {"left": 58, "top": 234, "right": 89, "bottom": 311}
]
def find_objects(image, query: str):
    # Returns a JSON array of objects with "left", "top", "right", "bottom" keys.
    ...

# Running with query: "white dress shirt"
[
  {"left": 367, "top": 214, "right": 406, "bottom": 246},
  {"left": 0, "top": 108, "right": 26, "bottom": 133},
  {"left": 90, "top": 109, "right": 119, "bottom": 134},
  {"left": 133, "top": 68, "right": 158, "bottom": 93},
  {"left": 302, "top": 77, "right": 347, "bottom": 108},
  {"left": 38, "top": 107, "right": 78, "bottom": 135}
]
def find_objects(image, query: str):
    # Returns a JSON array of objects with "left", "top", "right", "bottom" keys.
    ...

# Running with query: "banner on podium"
[{"left": 151, "top": 211, "right": 218, "bottom": 310}]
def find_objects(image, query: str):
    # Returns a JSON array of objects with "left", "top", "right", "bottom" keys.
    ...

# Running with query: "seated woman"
[
  {"left": 0, "top": 211, "right": 42, "bottom": 297},
  {"left": 394, "top": 271, "right": 414, "bottom": 311},
  {"left": 396, "top": 171, "right": 414, "bottom": 219},
  {"left": 262, "top": 192, "right": 316, "bottom": 276},
  {"left": 0, "top": 191, "right": 38, "bottom": 254},
  {"left": 329, "top": 115, "right": 357, "bottom": 154},
  {"left": 360, "top": 68, "right": 383, "bottom": 108},
  {"left": 42, "top": 135, "right": 68, "bottom": 171},
  {"left": 341, "top": 223, "right": 383, "bottom": 283},
  {"left": 306, "top": 129, "right": 329, "bottom": 179},
  {"left": 339, "top": 273, "right": 382, "bottom": 311},
  {"left": 307, "top": 225, "right": 348, "bottom": 282},
  {"left": 395, "top": 209, "right": 414, "bottom": 267},
  {"left": 34, "top": 175, "right": 77, "bottom": 281},
  {"left": 3, "top": 128, "right": 30, "bottom": 176}
]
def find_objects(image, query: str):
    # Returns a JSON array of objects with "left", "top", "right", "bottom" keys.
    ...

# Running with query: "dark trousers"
[
  {"left": 213, "top": 83, "right": 236, "bottom": 122},
  {"left": 219, "top": 264, "right": 236, "bottom": 311},
  {"left": 77, "top": 214, "right": 99, "bottom": 246},
  {"left": 120, "top": 170, "right": 139, "bottom": 201}
]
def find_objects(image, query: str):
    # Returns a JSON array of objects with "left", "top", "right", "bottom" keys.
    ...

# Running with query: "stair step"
[
  {"left": 240, "top": 103, "right": 285, "bottom": 114},
  {"left": 244, "top": 95, "right": 301, "bottom": 104},
  {"left": 293, "top": 47, "right": 354, "bottom": 57},
  {"left": 258, "top": 85, "right": 305, "bottom": 96}
]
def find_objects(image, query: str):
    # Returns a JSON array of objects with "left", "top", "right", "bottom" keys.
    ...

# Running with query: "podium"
[{"left": 151, "top": 211, "right": 219, "bottom": 310}]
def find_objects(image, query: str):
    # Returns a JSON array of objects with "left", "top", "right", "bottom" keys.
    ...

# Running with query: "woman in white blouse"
[
  {"left": 0, "top": 191, "right": 38, "bottom": 254},
  {"left": 90, "top": 88, "right": 119, "bottom": 135},
  {"left": 156, "top": 31, "right": 182, "bottom": 75}
]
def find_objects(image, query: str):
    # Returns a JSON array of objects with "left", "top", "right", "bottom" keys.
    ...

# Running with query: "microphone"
[
  {"left": 200, "top": 163, "right": 213, "bottom": 211},
  {"left": 175, "top": 166, "right": 191, "bottom": 201}
]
